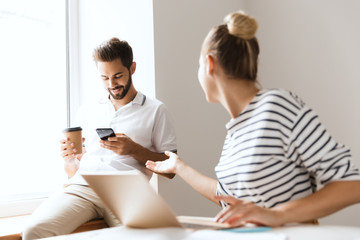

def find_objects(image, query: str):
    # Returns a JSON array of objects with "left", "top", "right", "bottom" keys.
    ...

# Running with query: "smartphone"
[{"left": 96, "top": 128, "right": 116, "bottom": 140}]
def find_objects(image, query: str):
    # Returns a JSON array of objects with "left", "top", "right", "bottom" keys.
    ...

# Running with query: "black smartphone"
[{"left": 96, "top": 128, "right": 116, "bottom": 140}]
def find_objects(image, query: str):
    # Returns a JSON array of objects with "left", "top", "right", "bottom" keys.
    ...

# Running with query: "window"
[
  {"left": 0, "top": 0, "right": 156, "bottom": 218},
  {"left": 0, "top": 0, "right": 67, "bottom": 216}
]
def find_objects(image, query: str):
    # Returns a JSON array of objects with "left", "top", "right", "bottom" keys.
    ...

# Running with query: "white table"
[{"left": 42, "top": 224, "right": 360, "bottom": 240}]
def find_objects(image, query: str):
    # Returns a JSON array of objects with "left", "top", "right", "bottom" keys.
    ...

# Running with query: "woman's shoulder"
[{"left": 257, "top": 88, "right": 306, "bottom": 110}]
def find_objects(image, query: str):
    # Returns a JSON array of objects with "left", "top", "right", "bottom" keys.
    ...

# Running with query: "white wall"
[
  {"left": 153, "top": 0, "right": 245, "bottom": 217},
  {"left": 245, "top": 0, "right": 360, "bottom": 226},
  {"left": 154, "top": 0, "right": 360, "bottom": 226}
]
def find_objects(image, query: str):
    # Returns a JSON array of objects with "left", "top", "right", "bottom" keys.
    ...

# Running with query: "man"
[{"left": 22, "top": 38, "right": 177, "bottom": 240}]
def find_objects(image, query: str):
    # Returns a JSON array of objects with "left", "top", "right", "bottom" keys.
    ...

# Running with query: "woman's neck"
[{"left": 219, "top": 78, "right": 260, "bottom": 118}]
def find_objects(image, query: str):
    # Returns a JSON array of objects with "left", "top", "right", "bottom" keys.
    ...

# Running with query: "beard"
[{"left": 108, "top": 75, "right": 132, "bottom": 100}]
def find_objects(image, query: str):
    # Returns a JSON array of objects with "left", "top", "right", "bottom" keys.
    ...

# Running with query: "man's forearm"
[
  {"left": 130, "top": 143, "right": 169, "bottom": 165},
  {"left": 64, "top": 158, "right": 80, "bottom": 178}
]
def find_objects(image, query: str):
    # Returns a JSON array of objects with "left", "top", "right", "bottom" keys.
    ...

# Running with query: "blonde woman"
[{"left": 146, "top": 11, "right": 360, "bottom": 227}]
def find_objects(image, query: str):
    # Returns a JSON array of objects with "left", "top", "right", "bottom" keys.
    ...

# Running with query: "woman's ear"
[
  {"left": 206, "top": 54, "right": 215, "bottom": 76},
  {"left": 130, "top": 62, "right": 136, "bottom": 75}
]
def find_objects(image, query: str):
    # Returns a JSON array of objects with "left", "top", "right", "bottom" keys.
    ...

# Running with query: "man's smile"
[{"left": 110, "top": 86, "right": 124, "bottom": 94}]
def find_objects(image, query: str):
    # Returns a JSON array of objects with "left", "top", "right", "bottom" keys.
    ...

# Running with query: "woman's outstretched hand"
[{"left": 146, "top": 151, "right": 180, "bottom": 175}]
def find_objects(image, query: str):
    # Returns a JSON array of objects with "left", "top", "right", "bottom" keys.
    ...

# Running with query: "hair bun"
[{"left": 225, "top": 10, "right": 258, "bottom": 40}]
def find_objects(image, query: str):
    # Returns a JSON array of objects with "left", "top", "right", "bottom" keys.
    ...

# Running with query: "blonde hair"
[
  {"left": 204, "top": 10, "right": 259, "bottom": 81},
  {"left": 225, "top": 10, "right": 258, "bottom": 40}
]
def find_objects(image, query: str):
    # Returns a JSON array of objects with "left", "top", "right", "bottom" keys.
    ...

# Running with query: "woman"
[{"left": 146, "top": 10, "right": 360, "bottom": 227}]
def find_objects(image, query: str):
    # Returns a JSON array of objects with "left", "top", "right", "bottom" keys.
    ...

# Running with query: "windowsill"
[
  {"left": 0, "top": 194, "right": 49, "bottom": 218},
  {"left": 0, "top": 215, "right": 108, "bottom": 240},
  {"left": 0, "top": 195, "right": 50, "bottom": 239},
  {"left": 0, "top": 214, "right": 31, "bottom": 239}
]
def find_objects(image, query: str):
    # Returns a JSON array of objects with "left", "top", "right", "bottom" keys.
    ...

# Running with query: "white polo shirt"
[{"left": 67, "top": 91, "right": 177, "bottom": 185}]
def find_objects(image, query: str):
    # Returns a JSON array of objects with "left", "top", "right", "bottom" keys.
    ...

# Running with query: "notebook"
[{"left": 81, "top": 171, "right": 231, "bottom": 229}]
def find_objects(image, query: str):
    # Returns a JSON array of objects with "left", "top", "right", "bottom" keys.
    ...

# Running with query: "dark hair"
[
  {"left": 93, "top": 37, "right": 133, "bottom": 69},
  {"left": 204, "top": 11, "right": 259, "bottom": 81}
]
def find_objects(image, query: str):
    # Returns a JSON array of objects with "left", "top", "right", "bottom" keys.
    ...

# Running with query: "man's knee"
[{"left": 22, "top": 221, "right": 56, "bottom": 240}]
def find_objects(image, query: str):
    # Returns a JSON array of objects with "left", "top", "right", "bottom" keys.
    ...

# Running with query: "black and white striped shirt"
[{"left": 216, "top": 89, "right": 359, "bottom": 208}]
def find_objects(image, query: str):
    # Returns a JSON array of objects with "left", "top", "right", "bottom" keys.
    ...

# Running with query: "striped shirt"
[{"left": 215, "top": 89, "right": 360, "bottom": 208}]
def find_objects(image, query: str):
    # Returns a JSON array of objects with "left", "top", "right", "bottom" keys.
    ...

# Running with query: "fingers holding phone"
[{"left": 97, "top": 129, "right": 137, "bottom": 156}]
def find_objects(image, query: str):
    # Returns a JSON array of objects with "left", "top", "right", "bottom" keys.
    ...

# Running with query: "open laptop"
[{"left": 81, "top": 171, "right": 231, "bottom": 229}]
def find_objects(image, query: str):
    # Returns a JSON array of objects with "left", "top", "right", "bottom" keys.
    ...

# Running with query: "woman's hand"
[
  {"left": 146, "top": 151, "right": 181, "bottom": 175},
  {"left": 148, "top": 152, "right": 219, "bottom": 203},
  {"left": 214, "top": 195, "right": 283, "bottom": 227}
]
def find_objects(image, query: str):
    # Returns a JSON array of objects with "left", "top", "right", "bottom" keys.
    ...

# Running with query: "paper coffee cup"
[{"left": 63, "top": 127, "right": 83, "bottom": 154}]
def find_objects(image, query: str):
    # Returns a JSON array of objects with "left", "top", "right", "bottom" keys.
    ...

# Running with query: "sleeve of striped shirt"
[{"left": 287, "top": 106, "right": 360, "bottom": 186}]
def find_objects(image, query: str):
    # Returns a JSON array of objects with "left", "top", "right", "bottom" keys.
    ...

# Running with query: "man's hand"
[
  {"left": 101, "top": 133, "right": 176, "bottom": 179},
  {"left": 60, "top": 137, "right": 85, "bottom": 178},
  {"left": 100, "top": 133, "right": 139, "bottom": 156}
]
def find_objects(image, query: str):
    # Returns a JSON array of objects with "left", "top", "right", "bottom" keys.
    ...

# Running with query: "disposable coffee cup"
[{"left": 63, "top": 127, "right": 83, "bottom": 154}]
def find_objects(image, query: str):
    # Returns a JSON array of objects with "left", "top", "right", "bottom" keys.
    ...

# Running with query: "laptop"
[{"left": 81, "top": 171, "right": 231, "bottom": 229}]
